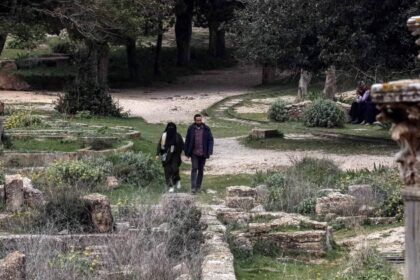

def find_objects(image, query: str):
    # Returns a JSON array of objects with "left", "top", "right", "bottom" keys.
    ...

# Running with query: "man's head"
[{"left": 194, "top": 114, "right": 203, "bottom": 126}]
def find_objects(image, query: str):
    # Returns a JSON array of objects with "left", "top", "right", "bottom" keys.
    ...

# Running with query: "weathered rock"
[
  {"left": 250, "top": 129, "right": 281, "bottom": 139},
  {"left": 226, "top": 186, "right": 257, "bottom": 198},
  {"left": 22, "top": 177, "right": 45, "bottom": 208},
  {"left": 4, "top": 175, "right": 24, "bottom": 212},
  {"left": 348, "top": 184, "right": 374, "bottom": 200},
  {"left": 285, "top": 101, "right": 312, "bottom": 120},
  {"left": 0, "top": 67, "right": 30, "bottom": 91},
  {"left": 232, "top": 234, "right": 253, "bottom": 256},
  {"left": 250, "top": 205, "right": 265, "bottom": 213},
  {"left": 172, "top": 262, "right": 190, "bottom": 277},
  {"left": 317, "top": 188, "right": 338, "bottom": 196},
  {"left": 226, "top": 196, "right": 256, "bottom": 211},
  {"left": 217, "top": 211, "right": 251, "bottom": 225},
  {"left": 115, "top": 222, "right": 130, "bottom": 232},
  {"left": 175, "top": 274, "right": 193, "bottom": 280},
  {"left": 106, "top": 176, "right": 119, "bottom": 190},
  {"left": 368, "top": 217, "right": 397, "bottom": 225},
  {"left": 0, "top": 251, "right": 26, "bottom": 280},
  {"left": 358, "top": 205, "right": 376, "bottom": 216},
  {"left": 315, "top": 192, "right": 357, "bottom": 216},
  {"left": 83, "top": 193, "right": 114, "bottom": 233}
]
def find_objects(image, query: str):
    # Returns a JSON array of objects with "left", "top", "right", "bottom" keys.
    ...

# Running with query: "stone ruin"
[
  {"left": 315, "top": 185, "right": 396, "bottom": 228},
  {"left": 214, "top": 186, "right": 333, "bottom": 257}
]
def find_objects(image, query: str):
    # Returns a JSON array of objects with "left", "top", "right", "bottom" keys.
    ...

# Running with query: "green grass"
[
  {"left": 235, "top": 255, "right": 342, "bottom": 280},
  {"left": 7, "top": 138, "right": 83, "bottom": 152}
]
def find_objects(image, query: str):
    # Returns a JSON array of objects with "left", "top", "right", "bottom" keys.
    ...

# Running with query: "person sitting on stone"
[{"left": 349, "top": 82, "right": 379, "bottom": 125}]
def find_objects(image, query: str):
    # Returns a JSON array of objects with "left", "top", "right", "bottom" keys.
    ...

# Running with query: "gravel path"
[
  {"left": 203, "top": 137, "right": 396, "bottom": 175},
  {"left": 0, "top": 66, "right": 397, "bottom": 175}
]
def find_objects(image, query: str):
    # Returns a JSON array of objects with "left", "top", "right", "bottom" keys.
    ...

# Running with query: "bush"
[
  {"left": 107, "top": 152, "right": 163, "bottom": 187},
  {"left": 303, "top": 99, "right": 345, "bottom": 128},
  {"left": 52, "top": 41, "right": 75, "bottom": 54},
  {"left": 340, "top": 166, "right": 403, "bottom": 221},
  {"left": 55, "top": 81, "right": 122, "bottom": 117},
  {"left": 4, "top": 111, "right": 42, "bottom": 129},
  {"left": 307, "top": 90, "right": 325, "bottom": 101},
  {"left": 337, "top": 246, "right": 403, "bottom": 280},
  {"left": 268, "top": 100, "right": 289, "bottom": 122},
  {"left": 256, "top": 157, "right": 341, "bottom": 212},
  {"left": 33, "top": 157, "right": 112, "bottom": 190}
]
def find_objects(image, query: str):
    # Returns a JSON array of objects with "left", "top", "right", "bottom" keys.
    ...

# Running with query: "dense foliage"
[
  {"left": 303, "top": 99, "right": 346, "bottom": 128},
  {"left": 267, "top": 100, "right": 289, "bottom": 122}
]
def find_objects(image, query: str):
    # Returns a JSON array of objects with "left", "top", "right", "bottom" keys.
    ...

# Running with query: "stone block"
[
  {"left": 226, "top": 196, "right": 256, "bottom": 211},
  {"left": 106, "top": 176, "right": 119, "bottom": 190},
  {"left": 5, "top": 175, "right": 24, "bottom": 212},
  {"left": 315, "top": 192, "right": 357, "bottom": 216},
  {"left": 250, "top": 129, "right": 281, "bottom": 139},
  {"left": 22, "top": 177, "right": 45, "bottom": 208},
  {"left": 0, "top": 251, "right": 26, "bottom": 280},
  {"left": 83, "top": 193, "right": 114, "bottom": 233},
  {"left": 226, "top": 186, "right": 257, "bottom": 198}
]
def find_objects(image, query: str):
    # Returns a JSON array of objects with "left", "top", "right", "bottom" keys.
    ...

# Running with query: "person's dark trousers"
[
  {"left": 164, "top": 161, "right": 180, "bottom": 188},
  {"left": 364, "top": 101, "right": 379, "bottom": 124},
  {"left": 349, "top": 102, "right": 365, "bottom": 123},
  {"left": 191, "top": 155, "right": 206, "bottom": 192}
]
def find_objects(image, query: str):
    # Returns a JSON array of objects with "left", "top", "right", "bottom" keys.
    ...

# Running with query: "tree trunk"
[
  {"left": 82, "top": 40, "right": 99, "bottom": 87},
  {"left": 262, "top": 64, "right": 276, "bottom": 85},
  {"left": 296, "top": 69, "right": 312, "bottom": 102},
  {"left": 0, "top": 33, "right": 7, "bottom": 57},
  {"left": 209, "top": 25, "right": 226, "bottom": 58},
  {"left": 97, "top": 43, "right": 109, "bottom": 89},
  {"left": 323, "top": 65, "right": 337, "bottom": 100},
  {"left": 175, "top": 0, "right": 194, "bottom": 66},
  {"left": 154, "top": 21, "right": 163, "bottom": 77},
  {"left": 126, "top": 37, "right": 139, "bottom": 80}
]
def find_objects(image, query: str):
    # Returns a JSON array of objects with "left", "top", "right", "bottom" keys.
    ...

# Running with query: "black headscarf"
[{"left": 164, "top": 122, "right": 177, "bottom": 150}]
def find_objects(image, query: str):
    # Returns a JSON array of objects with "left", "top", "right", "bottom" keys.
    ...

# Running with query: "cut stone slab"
[
  {"left": 226, "top": 186, "right": 257, "bottom": 198},
  {"left": 83, "top": 193, "right": 114, "bottom": 233},
  {"left": 5, "top": 175, "right": 24, "bottom": 212},
  {"left": 316, "top": 192, "right": 357, "bottom": 216},
  {"left": 250, "top": 129, "right": 281, "bottom": 139},
  {"left": 106, "top": 176, "right": 119, "bottom": 190},
  {"left": 0, "top": 251, "right": 26, "bottom": 280},
  {"left": 226, "top": 197, "right": 256, "bottom": 211}
]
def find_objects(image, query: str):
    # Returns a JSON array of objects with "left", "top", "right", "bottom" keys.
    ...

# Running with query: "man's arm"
[
  {"left": 208, "top": 128, "right": 214, "bottom": 156},
  {"left": 184, "top": 127, "right": 191, "bottom": 157}
]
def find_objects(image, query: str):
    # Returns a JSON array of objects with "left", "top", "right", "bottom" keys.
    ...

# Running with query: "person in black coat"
[
  {"left": 184, "top": 114, "right": 214, "bottom": 193},
  {"left": 156, "top": 122, "right": 184, "bottom": 192}
]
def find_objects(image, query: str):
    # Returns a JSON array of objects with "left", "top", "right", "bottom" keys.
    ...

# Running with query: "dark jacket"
[
  {"left": 184, "top": 124, "right": 214, "bottom": 158},
  {"left": 156, "top": 133, "right": 184, "bottom": 166}
]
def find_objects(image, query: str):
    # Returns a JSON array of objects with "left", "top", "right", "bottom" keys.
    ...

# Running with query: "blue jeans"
[{"left": 191, "top": 155, "right": 206, "bottom": 191}]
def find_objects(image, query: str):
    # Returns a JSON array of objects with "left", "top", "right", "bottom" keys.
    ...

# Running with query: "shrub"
[
  {"left": 52, "top": 41, "right": 75, "bottom": 54},
  {"left": 303, "top": 99, "right": 345, "bottom": 128},
  {"left": 340, "top": 166, "right": 403, "bottom": 221},
  {"left": 33, "top": 157, "right": 112, "bottom": 190},
  {"left": 256, "top": 157, "right": 341, "bottom": 212},
  {"left": 88, "top": 138, "right": 114, "bottom": 151},
  {"left": 337, "top": 246, "right": 403, "bottom": 280},
  {"left": 307, "top": 90, "right": 325, "bottom": 101},
  {"left": 268, "top": 100, "right": 289, "bottom": 122},
  {"left": 55, "top": 81, "right": 122, "bottom": 117},
  {"left": 4, "top": 111, "right": 42, "bottom": 129},
  {"left": 107, "top": 152, "right": 163, "bottom": 187}
]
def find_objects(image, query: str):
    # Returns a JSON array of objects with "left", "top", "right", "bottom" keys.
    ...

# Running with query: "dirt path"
[
  {"left": 202, "top": 137, "right": 396, "bottom": 175},
  {"left": 0, "top": 66, "right": 397, "bottom": 174}
]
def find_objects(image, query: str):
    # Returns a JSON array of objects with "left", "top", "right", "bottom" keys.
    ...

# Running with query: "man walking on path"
[{"left": 184, "top": 114, "right": 214, "bottom": 193}]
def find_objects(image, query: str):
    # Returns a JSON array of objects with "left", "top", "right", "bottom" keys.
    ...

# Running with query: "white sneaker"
[
  {"left": 168, "top": 187, "right": 175, "bottom": 193},
  {"left": 175, "top": 181, "right": 181, "bottom": 190},
  {"left": 360, "top": 120, "right": 366, "bottom": 125}
]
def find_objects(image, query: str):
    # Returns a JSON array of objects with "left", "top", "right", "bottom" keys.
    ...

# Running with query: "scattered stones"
[
  {"left": 250, "top": 129, "right": 281, "bottom": 139},
  {"left": 83, "top": 193, "right": 114, "bottom": 233},
  {"left": 285, "top": 101, "right": 312, "bottom": 121},
  {"left": 4, "top": 175, "right": 24, "bottom": 212},
  {"left": 250, "top": 205, "right": 265, "bottom": 213},
  {"left": 0, "top": 251, "right": 26, "bottom": 280},
  {"left": 315, "top": 192, "right": 358, "bottom": 216},
  {"left": 106, "top": 176, "right": 119, "bottom": 190}
]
